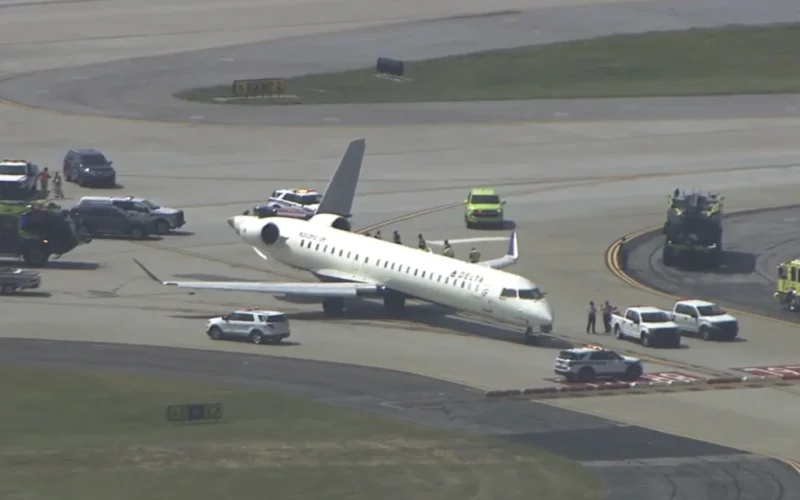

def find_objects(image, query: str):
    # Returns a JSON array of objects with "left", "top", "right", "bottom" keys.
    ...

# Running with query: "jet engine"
[
  {"left": 260, "top": 222, "right": 281, "bottom": 245},
  {"left": 308, "top": 213, "right": 351, "bottom": 232}
]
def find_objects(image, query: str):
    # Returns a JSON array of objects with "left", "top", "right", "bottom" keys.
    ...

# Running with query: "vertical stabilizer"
[{"left": 316, "top": 139, "right": 366, "bottom": 217}]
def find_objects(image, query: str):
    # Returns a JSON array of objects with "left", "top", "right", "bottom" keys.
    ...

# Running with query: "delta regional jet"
[{"left": 134, "top": 139, "right": 554, "bottom": 342}]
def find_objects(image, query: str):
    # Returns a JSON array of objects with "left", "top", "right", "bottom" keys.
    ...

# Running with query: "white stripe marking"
[{"left": 427, "top": 237, "right": 508, "bottom": 245}]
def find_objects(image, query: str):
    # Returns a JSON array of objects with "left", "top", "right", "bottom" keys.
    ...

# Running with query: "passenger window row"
[{"left": 298, "top": 239, "right": 483, "bottom": 292}]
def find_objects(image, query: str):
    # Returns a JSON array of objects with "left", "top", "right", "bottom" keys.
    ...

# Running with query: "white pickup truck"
[
  {"left": 611, "top": 306, "right": 681, "bottom": 348},
  {"left": 670, "top": 299, "right": 739, "bottom": 341}
]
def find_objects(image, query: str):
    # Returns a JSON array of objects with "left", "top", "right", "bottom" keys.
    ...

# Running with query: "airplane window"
[
  {"left": 300, "top": 240, "right": 305, "bottom": 248},
  {"left": 391, "top": 263, "right": 395, "bottom": 270},
  {"left": 365, "top": 257, "right": 370, "bottom": 264},
  {"left": 339, "top": 249, "right": 343, "bottom": 257},
  {"left": 347, "top": 252, "right": 351, "bottom": 258},
  {"left": 461, "top": 281, "right": 465, "bottom": 288},
  {"left": 421, "top": 271, "right": 426, "bottom": 278},
  {"left": 323, "top": 245, "right": 328, "bottom": 252},
  {"left": 384, "top": 261, "right": 388, "bottom": 268},
  {"left": 414, "top": 269, "right": 418, "bottom": 276},
  {"left": 438, "top": 275, "right": 442, "bottom": 282},
  {"left": 444, "top": 277, "right": 449, "bottom": 284},
  {"left": 315, "top": 243, "right": 320, "bottom": 251},
  {"left": 355, "top": 254, "right": 359, "bottom": 261},
  {"left": 518, "top": 288, "right": 545, "bottom": 300},
  {"left": 376, "top": 259, "right": 380, "bottom": 266},
  {"left": 501, "top": 288, "right": 517, "bottom": 298},
  {"left": 331, "top": 247, "right": 336, "bottom": 254}
]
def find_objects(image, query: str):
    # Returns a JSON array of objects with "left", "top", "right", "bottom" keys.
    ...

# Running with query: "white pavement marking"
[{"left": 427, "top": 237, "right": 509, "bottom": 245}]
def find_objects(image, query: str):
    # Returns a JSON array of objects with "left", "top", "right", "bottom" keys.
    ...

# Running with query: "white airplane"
[{"left": 133, "top": 141, "right": 554, "bottom": 342}]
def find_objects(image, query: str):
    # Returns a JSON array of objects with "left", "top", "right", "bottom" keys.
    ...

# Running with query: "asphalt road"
[
  {"left": 4, "top": 338, "right": 799, "bottom": 499},
  {"left": 624, "top": 205, "right": 800, "bottom": 323}
]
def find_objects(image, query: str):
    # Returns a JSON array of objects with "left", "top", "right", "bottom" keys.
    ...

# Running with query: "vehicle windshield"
[
  {"left": 470, "top": 194, "right": 500, "bottom": 204},
  {"left": 518, "top": 288, "right": 545, "bottom": 300},
  {"left": 697, "top": 304, "right": 726, "bottom": 316},
  {"left": 297, "top": 194, "right": 322, "bottom": 205},
  {"left": 81, "top": 154, "right": 108, "bottom": 166},
  {"left": 641, "top": 311, "right": 671, "bottom": 323},
  {"left": 141, "top": 200, "right": 160, "bottom": 210},
  {"left": 0, "top": 164, "right": 26, "bottom": 175}
]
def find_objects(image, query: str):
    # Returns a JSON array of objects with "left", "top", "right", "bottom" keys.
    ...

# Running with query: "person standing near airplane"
[
  {"left": 469, "top": 247, "right": 481, "bottom": 263},
  {"left": 417, "top": 234, "right": 427, "bottom": 250},
  {"left": 393, "top": 230, "right": 402, "bottom": 244},
  {"left": 443, "top": 240, "right": 455, "bottom": 258}
]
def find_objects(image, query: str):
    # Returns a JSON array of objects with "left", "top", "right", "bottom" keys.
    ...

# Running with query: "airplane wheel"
[
  {"left": 383, "top": 292, "right": 406, "bottom": 315},
  {"left": 322, "top": 299, "right": 344, "bottom": 317}
]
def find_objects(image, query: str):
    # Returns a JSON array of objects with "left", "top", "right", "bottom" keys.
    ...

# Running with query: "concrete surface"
[
  {"left": 1, "top": 0, "right": 800, "bottom": 497},
  {"left": 624, "top": 205, "right": 800, "bottom": 325},
  {"left": 1, "top": 0, "right": 800, "bottom": 125}
]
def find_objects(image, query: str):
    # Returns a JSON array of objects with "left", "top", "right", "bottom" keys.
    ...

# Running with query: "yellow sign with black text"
[{"left": 232, "top": 79, "right": 285, "bottom": 97}]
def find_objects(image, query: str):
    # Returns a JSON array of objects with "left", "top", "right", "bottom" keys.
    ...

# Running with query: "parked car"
[
  {"left": 206, "top": 308, "right": 291, "bottom": 344},
  {"left": 671, "top": 299, "right": 739, "bottom": 341},
  {"left": 63, "top": 149, "right": 116, "bottom": 187},
  {"left": 68, "top": 204, "right": 158, "bottom": 240}
]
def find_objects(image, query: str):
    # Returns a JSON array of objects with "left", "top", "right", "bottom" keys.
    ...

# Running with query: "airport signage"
[
  {"left": 166, "top": 403, "right": 223, "bottom": 423},
  {"left": 232, "top": 78, "right": 286, "bottom": 97}
]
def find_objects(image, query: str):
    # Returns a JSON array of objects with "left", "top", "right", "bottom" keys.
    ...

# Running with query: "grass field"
[
  {"left": 0, "top": 365, "right": 603, "bottom": 500},
  {"left": 175, "top": 23, "right": 800, "bottom": 105}
]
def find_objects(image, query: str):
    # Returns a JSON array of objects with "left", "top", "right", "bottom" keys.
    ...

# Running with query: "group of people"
[
  {"left": 363, "top": 230, "right": 482, "bottom": 263},
  {"left": 37, "top": 167, "right": 65, "bottom": 199},
  {"left": 586, "top": 300, "right": 619, "bottom": 334}
]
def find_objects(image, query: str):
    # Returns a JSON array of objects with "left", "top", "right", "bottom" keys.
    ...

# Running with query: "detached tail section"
[
  {"left": 316, "top": 139, "right": 366, "bottom": 218},
  {"left": 477, "top": 231, "right": 519, "bottom": 270}
]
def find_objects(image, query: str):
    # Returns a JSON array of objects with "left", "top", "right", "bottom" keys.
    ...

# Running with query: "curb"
[{"left": 485, "top": 373, "right": 800, "bottom": 400}]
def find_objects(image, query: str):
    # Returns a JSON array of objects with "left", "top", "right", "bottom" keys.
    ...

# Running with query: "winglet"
[
  {"left": 506, "top": 231, "right": 518, "bottom": 258},
  {"left": 133, "top": 258, "right": 168, "bottom": 285},
  {"left": 316, "top": 139, "right": 366, "bottom": 217}
]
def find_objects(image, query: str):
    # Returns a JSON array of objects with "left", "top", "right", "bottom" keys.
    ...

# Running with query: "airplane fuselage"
[{"left": 233, "top": 215, "right": 554, "bottom": 330}]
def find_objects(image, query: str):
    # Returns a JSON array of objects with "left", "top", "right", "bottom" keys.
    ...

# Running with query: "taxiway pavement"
[{"left": 2, "top": 0, "right": 800, "bottom": 497}]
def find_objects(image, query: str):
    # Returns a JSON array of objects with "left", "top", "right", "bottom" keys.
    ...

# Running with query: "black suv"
[
  {"left": 69, "top": 204, "right": 158, "bottom": 240},
  {"left": 63, "top": 149, "right": 117, "bottom": 188}
]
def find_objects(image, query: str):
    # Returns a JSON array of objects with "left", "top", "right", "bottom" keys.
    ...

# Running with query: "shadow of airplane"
[
  {"left": 276, "top": 297, "right": 571, "bottom": 349},
  {"left": 2, "top": 260, "right": 101, "bottom": 270}
]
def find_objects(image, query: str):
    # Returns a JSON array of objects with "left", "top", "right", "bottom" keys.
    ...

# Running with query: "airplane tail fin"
[
  {"left": 315, "top": 139, "right": 366, "bottom": 217},
  {"left": 476, "top": 231, "right": 519, "bottom": 270}
]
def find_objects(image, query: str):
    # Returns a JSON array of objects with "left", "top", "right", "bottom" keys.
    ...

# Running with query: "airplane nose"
[{"left": 536, "top": 299, "right": 554, "bottom": 325}]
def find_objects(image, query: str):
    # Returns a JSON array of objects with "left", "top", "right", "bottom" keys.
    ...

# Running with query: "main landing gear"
[{"left": 320, "top": 291, "right": 407, "bottom": 318}]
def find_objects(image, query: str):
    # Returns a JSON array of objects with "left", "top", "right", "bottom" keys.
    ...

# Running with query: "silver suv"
[{"left": 206, "top": 309, "right": 291, "bottom": 345}]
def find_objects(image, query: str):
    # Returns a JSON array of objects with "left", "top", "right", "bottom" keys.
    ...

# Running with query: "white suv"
[{"left": 206, "top": 309, "right": 291, "bottom": 344}]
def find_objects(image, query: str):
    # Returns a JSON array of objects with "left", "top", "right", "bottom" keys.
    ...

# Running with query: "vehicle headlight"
[{"left": 84, "top": 168, "right": 91, "bottom": 172}]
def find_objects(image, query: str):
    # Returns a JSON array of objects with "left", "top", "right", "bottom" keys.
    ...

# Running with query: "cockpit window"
[
  {"left": 500, "top": 288, "right": 517, "bottom": 298},
  {"left": 518, "top": 288, "right": 545, "bottom": 300}
]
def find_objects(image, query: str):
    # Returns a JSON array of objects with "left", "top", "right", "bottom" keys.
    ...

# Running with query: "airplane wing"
[
  {"left": 476, "top": 231, "right": 519, "bottom": 270},
  {"left": 132, "top": 259, "right": 380, "bottom": 298},
  {"left": 315, "top": 138, "right": 365, "bottom": 217}
]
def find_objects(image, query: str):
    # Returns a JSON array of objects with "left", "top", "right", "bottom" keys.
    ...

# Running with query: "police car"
[
  {"left": 206, "top": 308, "right": 291, "bottom": 345},
  {"left": 266, "top": 188, "right": 323, "bottom": 215},
  {"left": 554, "top": 345, "right": 643, "bottom": 382}
]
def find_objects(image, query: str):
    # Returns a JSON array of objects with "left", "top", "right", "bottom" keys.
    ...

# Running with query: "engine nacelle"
[
  {"left": 308, "top": 213, "right": 351, "bottom": 232},
  {"left": 260, "top": 222, "right": 281, "bottom": 245}
]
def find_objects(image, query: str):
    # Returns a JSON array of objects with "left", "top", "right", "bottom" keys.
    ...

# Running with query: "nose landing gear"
[{"left": 524, "top": 326, "right": 539, "bottom": 345}]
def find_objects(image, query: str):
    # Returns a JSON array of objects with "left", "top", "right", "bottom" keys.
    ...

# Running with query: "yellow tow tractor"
[{"left": 774, "top": 259, "right": 800, "bottom": 311}]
